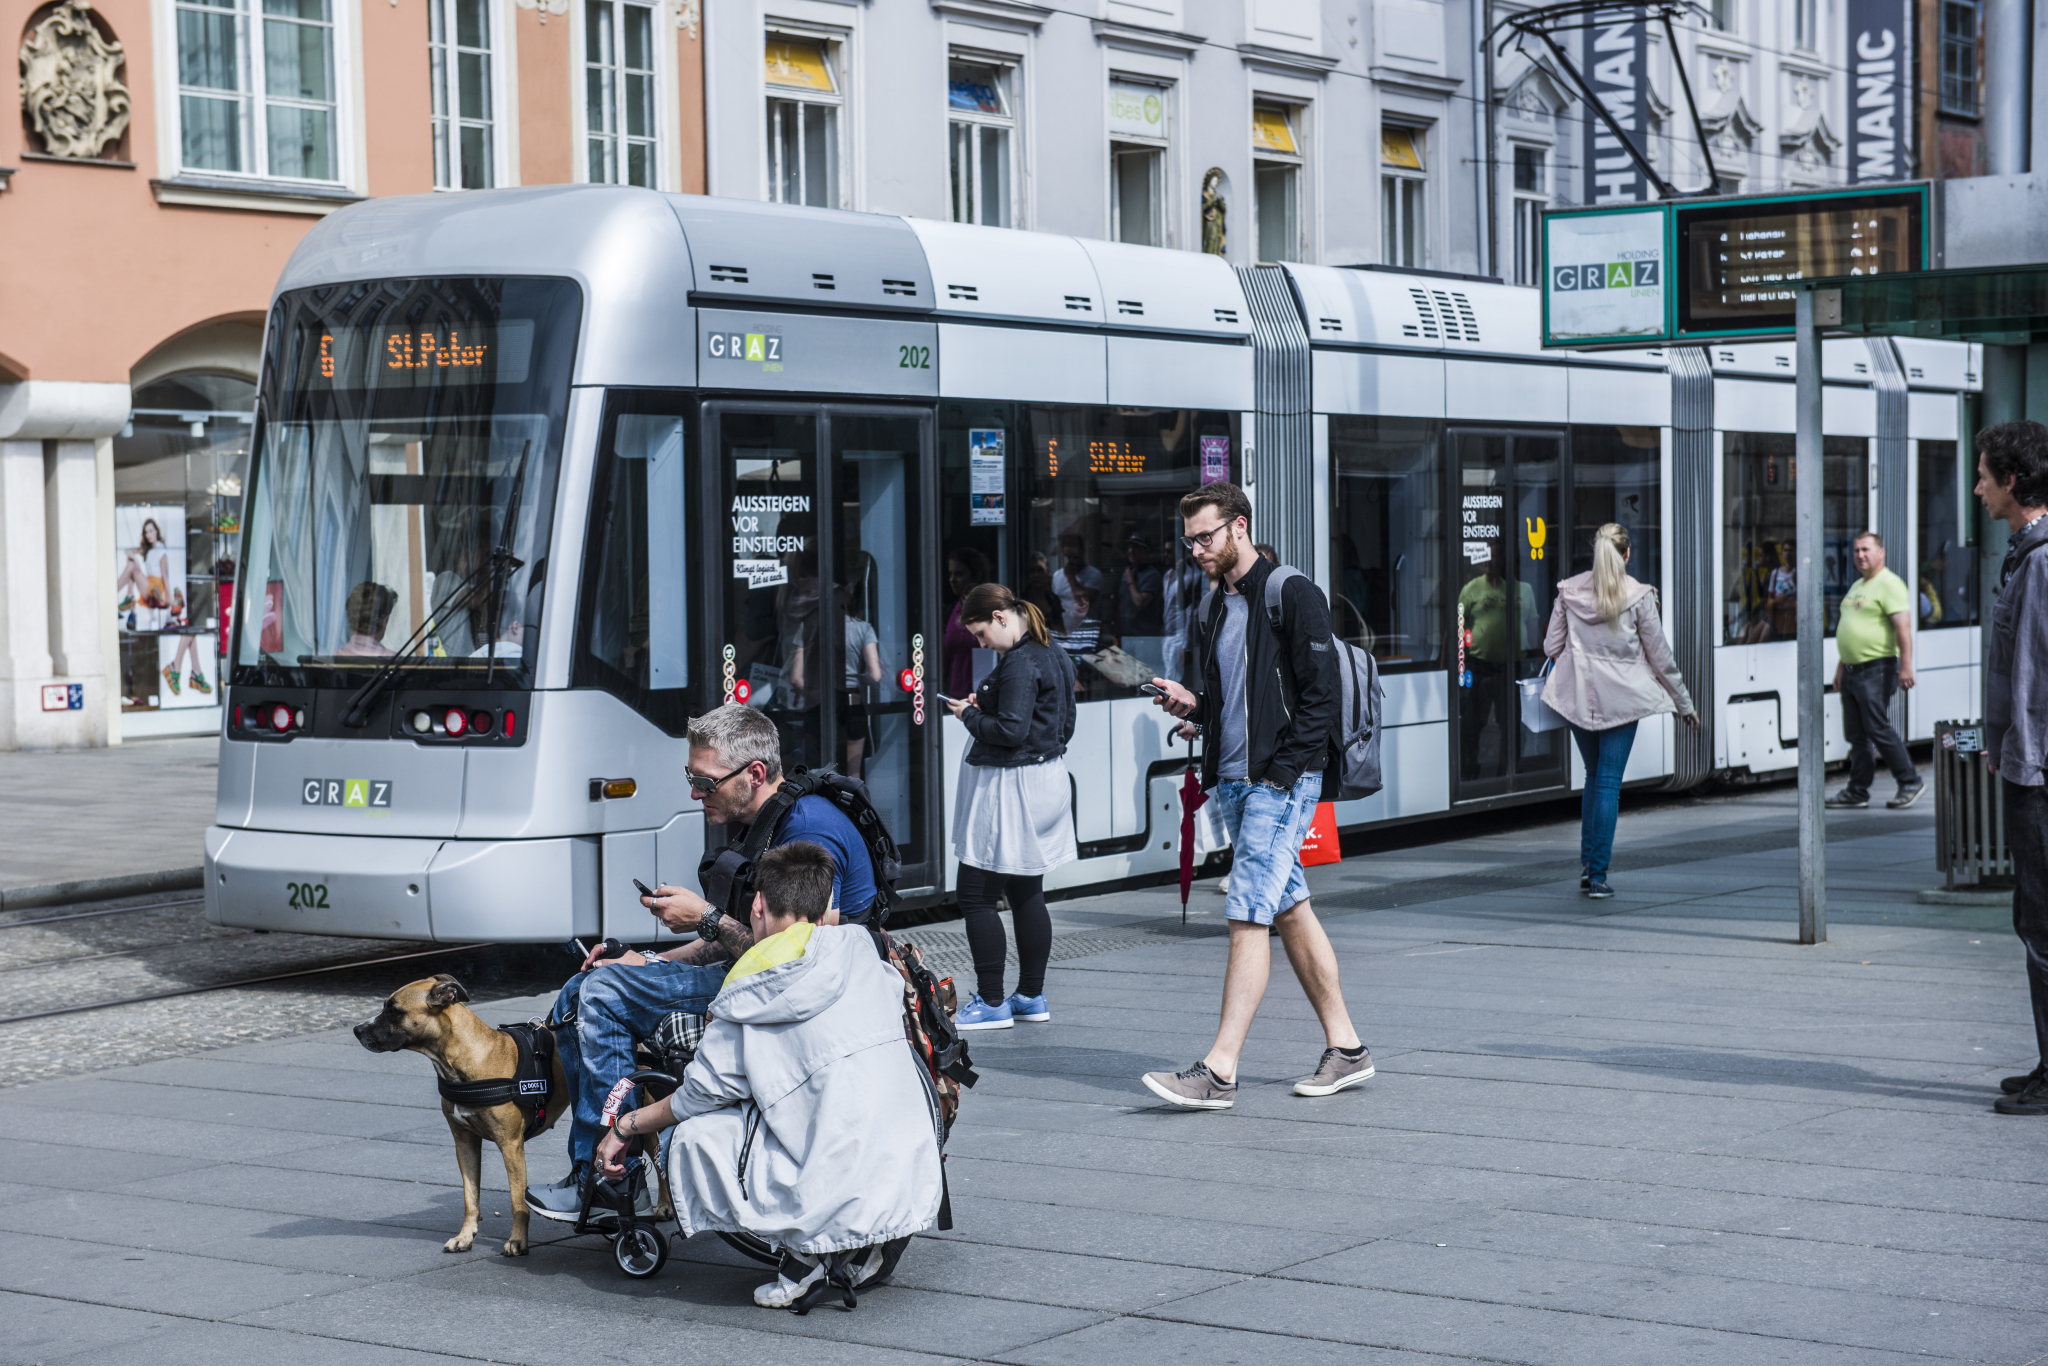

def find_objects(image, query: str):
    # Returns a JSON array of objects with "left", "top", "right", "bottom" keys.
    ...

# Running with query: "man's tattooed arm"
[{"left": 709, "top": 914, "right": 755, "bottom": 960}]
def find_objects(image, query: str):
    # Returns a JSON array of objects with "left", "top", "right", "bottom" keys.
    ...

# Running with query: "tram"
[{"left": 205, "top": 186, "right": 1982, "bottom": 943}]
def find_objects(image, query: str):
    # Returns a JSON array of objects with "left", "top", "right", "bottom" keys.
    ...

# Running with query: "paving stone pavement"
[
  {"left": 0, "top": 737, "right": 218, "bottom": 892},
  {"left": 2, "top": 785, "right": 2043, "bottom": 1364}
]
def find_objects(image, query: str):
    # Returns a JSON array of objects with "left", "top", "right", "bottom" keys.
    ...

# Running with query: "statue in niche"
[
  {"left": 1200, "top": 168, "right": 1226, "bottom": 256},
  {"left": 19, "top": 0, "right": 130, "bottom": 160}
]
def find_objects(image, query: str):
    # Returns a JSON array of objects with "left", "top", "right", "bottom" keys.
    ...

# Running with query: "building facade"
[{"left": 0, "top": 0, "right": 2022, "bottom": 749}]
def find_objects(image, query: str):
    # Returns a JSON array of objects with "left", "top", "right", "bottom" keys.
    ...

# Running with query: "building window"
[
  {"left": 430, "top": 0, "right": 494, "bottom": 189},
  {"left": 948, "top": 60, "right": 1015, "bottom": 228},
  {"left": 765, "top": 36, "right": 841, "bottom": 208},
  {"left": 585, "top": 0, "right": 656, "bottom": 186},
  {"left": 1793, "top": 0, "right": 1818, "bottom": 49},
  {"left": 1381, "top": 125, "right": 1427, "bottom": 268},
  {"left": 1252, "top": 103, "right": 1301, "bottom": 263},
  {"left": 1707, "top": 0, "right": 1732, "bottom": 30},
  {"left": 174, "top": 0, "right": 338, "bottom": 181},
  {"left": 1942, "top": 1, "right": 1981, "bottom": 116},
  {"left": 1108, "top": 79, "right": 1170, "bottom": 247},
  {"left": 1511, "top": 145, "right": 1545, "bottom": 287}
]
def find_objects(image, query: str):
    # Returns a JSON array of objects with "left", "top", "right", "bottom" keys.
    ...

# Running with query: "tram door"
[
  {"left": 1449, "top": 429, "right": 1566, "bottom": 801},
  {"left": 704, "top": 403, "right": 939, "bottom": 895}
]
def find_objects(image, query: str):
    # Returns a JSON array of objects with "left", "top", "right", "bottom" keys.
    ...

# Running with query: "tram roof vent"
[
  {"left": 1853, "top": 360, "right": 1869, "bottom": 374},
  {"left": 667, "top": 197, "right": 933, "bottom": 312},
  {"left": 1406, "top": 288, "right": 1441, "bottom": 341},
  {"left": 709, "top": 265, "right": 750, "bottom": 284},
  {"left": 882, "top": 279, "right": 919, "bottom": 297},
  {"left": 1117, "top": 299, "right": 1145, "bottom": 316},
  {"left": 1776, "top": 355, "right": 1791, "bottom": 368},
  {"left": 1317, "top": 316, "right": 1343, "bottom": 333},
  {"left": 1213, "top": 307, "right": 1239, "bottom": 324},
  {"left": 947, "top": 284, "right": 979, "bottom": 301},
  {"left": 1064, "top": 295, "right": 1093, "bottom": 311},
  {"left": 813, "top": 273, "right": 836, "bottom": 290}
]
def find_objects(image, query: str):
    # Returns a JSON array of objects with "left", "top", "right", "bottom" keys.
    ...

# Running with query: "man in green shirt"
[{"left": 1827, "top": 532, "right": 1924, "bottom": 809}]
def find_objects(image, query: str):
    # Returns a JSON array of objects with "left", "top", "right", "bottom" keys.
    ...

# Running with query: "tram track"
[
  {"left": 0, "top": 939, "right": 495, "bottom": 1027},
  {"left": 0, "top": 896, "right": 205, "bottom": 930}
]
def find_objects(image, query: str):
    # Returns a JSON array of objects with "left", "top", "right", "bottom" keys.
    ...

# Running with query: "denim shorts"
[{"left": 1214, "top": 771, "right": 1323, "bottom": 925}]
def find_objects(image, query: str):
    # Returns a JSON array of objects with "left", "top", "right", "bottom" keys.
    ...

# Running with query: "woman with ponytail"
[
  {"left": 940, "top": 583, "right": 1079, "bottom": 1028},
  {"left": 1542, "top": 523, "right": 1698, "bottom": 898}
]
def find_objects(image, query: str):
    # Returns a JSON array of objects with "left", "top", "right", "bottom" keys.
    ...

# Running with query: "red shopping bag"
[{"left": 1298, "top": 802, "right": 1342, "bottom": 867}]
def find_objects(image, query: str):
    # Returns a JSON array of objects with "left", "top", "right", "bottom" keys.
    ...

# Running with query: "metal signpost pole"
[{"left": 1795, "top": 290, "right": 1827, "bottom": 944}]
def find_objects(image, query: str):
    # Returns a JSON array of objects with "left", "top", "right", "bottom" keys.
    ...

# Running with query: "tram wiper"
[{"left": 341, "top": 441, "right": 533, "bottom": 728}]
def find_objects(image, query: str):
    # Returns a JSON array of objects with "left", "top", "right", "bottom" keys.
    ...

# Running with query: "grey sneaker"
[
  {"left": 1887, "top": 783, "right": 1926, "bottom": 809},
  {"left": 1824, "top": 790, "right": 1869, "bottom": 809},
  {"left": 1294, "top": 1046, "right": 1375, "bottom": 1097},
  {"left": 527, "top": 1163, "right": 586, "bottom": 1224},
  {"left": 1142, "top": 1061, "right": 1237, "bottom": 1109}
]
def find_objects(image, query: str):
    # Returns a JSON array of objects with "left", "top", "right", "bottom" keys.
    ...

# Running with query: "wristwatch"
[{"left": 698, "top": 907, "right": 725, "bottom": 942}]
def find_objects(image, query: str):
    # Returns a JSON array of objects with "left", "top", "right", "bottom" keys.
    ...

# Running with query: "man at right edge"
[
  {"left": 1142, "top": 482, "right": 1371, "bottom": 1109},
  {"left": 1978, "top": 421, "right": 2048, "bottom": 1117}
]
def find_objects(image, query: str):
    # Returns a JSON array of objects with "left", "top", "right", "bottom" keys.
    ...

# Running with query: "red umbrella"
[{"left": 1178, "top": 762, "right": 1207, "bottom": 923}]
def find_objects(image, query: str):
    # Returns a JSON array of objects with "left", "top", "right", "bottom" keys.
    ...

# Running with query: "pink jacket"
[{"left": 1541, "top": 572, "right": 1694, "bottom": 731}]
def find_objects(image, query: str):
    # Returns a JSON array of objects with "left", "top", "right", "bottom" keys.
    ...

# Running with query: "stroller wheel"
[
  {"left": 717, "top": 1230, "right": 782, "bottom": 1267},
  {"left": 615, "top": 1225, "right": 668, "bottom": 1278}
]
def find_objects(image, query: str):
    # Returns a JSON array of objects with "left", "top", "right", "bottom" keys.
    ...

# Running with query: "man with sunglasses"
[
  {"left": 1140, "top": 481, "right": 1370, "bottom": 1110},
  {"left": 530, "top": 703, "right": 878, "bottom": 1220}
]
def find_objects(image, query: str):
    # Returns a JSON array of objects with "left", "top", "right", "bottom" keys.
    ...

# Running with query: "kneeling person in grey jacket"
[{"left": 596, "top": 841, "right": 943, "bottom": 1307}]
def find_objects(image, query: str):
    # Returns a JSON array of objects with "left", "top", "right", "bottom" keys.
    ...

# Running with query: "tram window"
[
  {"left": 1722, "top": 432, "right": 1869, "bottom": 643},
  {"left": 1916, "top": 439, "right": 1978, "bottom": 628},
  {"left": 1330, "top": 417, "right": 1444, "bottom": 670},
  {"left": 573, "top": 393, "right": 696, "bottom": 735},
  {"left": 1569, "top": 425, "right": 1662, "bottom": 591},
  {"left": 938, "top": 403, "right": 1012, "bottom": 698}
]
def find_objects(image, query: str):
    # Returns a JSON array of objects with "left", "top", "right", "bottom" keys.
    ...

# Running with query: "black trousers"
[
  {"left": 1839, "top": 659, "right": 1918, "bottom": 796},
  {"left": 2007, "top": 780, "right": 2048, "bottom": 1069},
  {"left": 957, "top": 864, "right": 1052, "bottom": 1007}
]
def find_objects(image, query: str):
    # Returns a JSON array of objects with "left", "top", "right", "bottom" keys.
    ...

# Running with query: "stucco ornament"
[
  {"left": 19, "top": 0, "right": 130, "bottom": 160},
  {"left": 513, "top": 0, "right": 571, "bottom": 23},
  {"left": 675, "top": 0, "right": 699, "bottom": 36}
]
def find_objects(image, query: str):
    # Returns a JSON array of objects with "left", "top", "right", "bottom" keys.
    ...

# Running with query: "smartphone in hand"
[
  {"left": 1139, "top": 683, "right": 1168, "bottom": 698},
  {"left": 632, "top": 877, "right": 655, "bottom": 899}
]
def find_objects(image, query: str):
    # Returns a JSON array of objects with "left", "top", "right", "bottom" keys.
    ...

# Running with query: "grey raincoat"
[{"left": 664, "top": 923, "right": 943, "bottom": 1255}]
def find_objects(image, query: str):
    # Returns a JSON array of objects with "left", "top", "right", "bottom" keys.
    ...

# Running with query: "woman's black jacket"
[{"left": 960, "top": 639, "right": 1078, "bottom": 767}]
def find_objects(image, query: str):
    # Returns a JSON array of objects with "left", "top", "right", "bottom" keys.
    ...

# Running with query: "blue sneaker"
[
  {"left": 954, "top": 993, "right": 1013, "bottom": 1031},
  {"left": 1006, "top": 992, "right": 1050, "bottom": 1023}
]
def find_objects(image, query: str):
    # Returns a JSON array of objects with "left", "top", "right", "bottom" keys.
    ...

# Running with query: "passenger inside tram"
[{"left": 335, "top": 581, "right": 398, "bottom": 657}]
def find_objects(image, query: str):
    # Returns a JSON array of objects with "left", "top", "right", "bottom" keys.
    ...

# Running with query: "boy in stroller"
[{"left": 596, "top": 841, "right": 945, "bottom": 1310}]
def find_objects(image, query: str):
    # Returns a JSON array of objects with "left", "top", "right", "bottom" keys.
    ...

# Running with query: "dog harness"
[{"left": 437, "top": 1021, "right": 558, "bottom": 1140}]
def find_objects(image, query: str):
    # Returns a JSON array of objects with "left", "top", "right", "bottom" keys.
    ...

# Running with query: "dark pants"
[
  {"left": 1839, "top": 659, "right": 1918, "bottom": 797},
  {"left": 2008, "top": 780, "right": 2048, "bottom": 1069},
  {"left": 1570, "top": 721, "right": 1638, "bottom": 882},
  {"left": 957, "top": 864, "right": 1052, "bottom": 1007}
]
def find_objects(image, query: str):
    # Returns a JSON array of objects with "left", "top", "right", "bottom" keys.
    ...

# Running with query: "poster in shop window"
[{"left": 969, "top": 429, "right": 1006, "bottom": 526}]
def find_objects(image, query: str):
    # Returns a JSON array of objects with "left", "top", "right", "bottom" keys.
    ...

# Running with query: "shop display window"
[
  {"left": 113, "top": 373, "right": 252, "bottom": 715},
  {"left": 1722, "top": 431, "right": 1868, "bottom": 643}
]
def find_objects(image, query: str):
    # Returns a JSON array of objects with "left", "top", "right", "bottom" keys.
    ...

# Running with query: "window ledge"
[
  {"left": 1369, "top": 65, "right": 1462, "bottom": 96},
  {"left": 1238, "top": 43, "right": 1339, "bottom": 77},
  {"left": 150, "top": 174, "right": 363, "bottom": 216},
  {"left": 22, "top": 151, "right": 136, "bottom": 169},
  {"left": 929, "top": 0, "right": 1051, "bottom": 29},
  {"left": 1091, "top": 18, "right": 1205, "bottom": 56}
]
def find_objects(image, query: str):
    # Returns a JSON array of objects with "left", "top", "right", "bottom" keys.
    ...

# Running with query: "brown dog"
[{"left": 354, "top": 974, "right": 565, "bottom": 1256}]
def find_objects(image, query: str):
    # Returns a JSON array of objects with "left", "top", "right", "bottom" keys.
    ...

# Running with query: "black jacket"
[
  {"left": 961, "top": 639, "right": 1077, "bottom": 767},
  {"left": 1191, "top": 556, "right": 1337, "bottom": 791}
]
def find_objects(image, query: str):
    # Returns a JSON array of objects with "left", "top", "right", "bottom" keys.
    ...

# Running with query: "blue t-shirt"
[{"left": 770, "top": 793, "right": 880, "bottom": 922}]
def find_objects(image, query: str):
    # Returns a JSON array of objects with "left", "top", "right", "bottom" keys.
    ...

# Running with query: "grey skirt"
[{"left": 951, "top": 757, "right": 1077, "bottom": 876}]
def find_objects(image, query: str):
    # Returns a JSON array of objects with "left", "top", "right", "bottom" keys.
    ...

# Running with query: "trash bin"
[{"left": 1934, "top": 720, "right": 2013, "bottom": 890}]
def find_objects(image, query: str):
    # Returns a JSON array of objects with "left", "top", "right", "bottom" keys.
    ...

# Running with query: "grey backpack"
[{"left": 1263, "top": 567, "right": 1384, "bottom": 802}]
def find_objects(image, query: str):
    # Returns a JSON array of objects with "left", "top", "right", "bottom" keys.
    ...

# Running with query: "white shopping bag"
[{"left": 1518, "top": 661, "right": 1566, "bottom": 734}]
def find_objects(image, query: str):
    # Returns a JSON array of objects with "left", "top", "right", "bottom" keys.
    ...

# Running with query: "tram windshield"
[{"left": 236, "top": 277, "right": 579, "bottom": 688}]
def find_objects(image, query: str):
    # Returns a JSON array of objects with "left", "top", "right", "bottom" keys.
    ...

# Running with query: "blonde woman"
[{"left": 1542, "top": 524, "right": 1697, "bottom": 898}]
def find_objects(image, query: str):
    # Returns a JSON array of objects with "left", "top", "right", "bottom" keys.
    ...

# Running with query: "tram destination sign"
[{"left": 1541, "top": 183, "right": 1930, "bottom": 350}]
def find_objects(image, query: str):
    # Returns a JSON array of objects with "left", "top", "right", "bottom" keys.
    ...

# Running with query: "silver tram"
[{"left": 206, "top": 186, "right": 1983, "bottom": 943}]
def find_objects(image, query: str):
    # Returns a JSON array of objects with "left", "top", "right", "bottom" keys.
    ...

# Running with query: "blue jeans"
[
  {"left": 549, "top": 958, "right": 725, "bottom": 1165},
  {"left": 1570, "top": 721, "right": 1638, "bottom": 882},
  {"left": 1214, "top": 771, "right": 1323, "bottom": 925}
]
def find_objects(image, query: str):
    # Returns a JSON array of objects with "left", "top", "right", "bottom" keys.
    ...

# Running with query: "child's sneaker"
[
  {"left": 1005, "top": 992, "right": 1050, "bottom": 1023},
  {"left": 954, "top": 993, "right": 1013, "bottom": 1031}
]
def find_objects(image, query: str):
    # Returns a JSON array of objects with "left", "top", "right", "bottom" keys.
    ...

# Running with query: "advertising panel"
[
  {"left": 1848, "top": 0, "right": 1913, "bottom": 183},
  {"left": 1581, "top": 9, "right": 1651, "bottom": 204},
  {"left": 1542, "top": 207, "right": 1668, "bottom": 346}
]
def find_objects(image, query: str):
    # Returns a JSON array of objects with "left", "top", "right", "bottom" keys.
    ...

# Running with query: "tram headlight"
[
  {"left": 410, "top": 710, "right": 432, "bottom": 734},
  {"left": 443, "top": 707, "right": 468, "bottom": 737}
]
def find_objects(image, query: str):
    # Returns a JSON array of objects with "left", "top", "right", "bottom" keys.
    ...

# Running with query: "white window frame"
[
  {"left": 1509, "top": 142, "right": 1547, "bottom": 287},
  {"left": 1381, "top": 122, "right": 1430, "bottom": 269},
  {"left": 1251, "top": 100, "right": 1305, "bottom": 264},
  {"left": 1792, "top": 0, "right": 1818, "bottom": 50},
  {"left": 1107, "top": 74, "right": 1173, "bottom": 248},
  {"left": 947, "top": 52, "right": 1020, "bottom": 229},
  {"left": 763, "top": 27, "right": 847, "bottom": 209},
  {"left": 163, "top": 0, "right": 351, "bottom": 185},
  {"left": 578, "top": 0, "right": 662, "bottom": 188},
  {"left": 429, "top": 0, "right": 506, "bottom": 190}
]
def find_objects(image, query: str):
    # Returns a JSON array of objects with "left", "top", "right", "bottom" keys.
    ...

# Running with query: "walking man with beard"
[{"left": 1141, "top": 482, "right": 1371, "bottom": 1108}]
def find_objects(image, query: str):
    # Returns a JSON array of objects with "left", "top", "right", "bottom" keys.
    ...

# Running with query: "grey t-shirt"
[{"left": 1216, "top": 592, "right": 1249, "bottom": 781}]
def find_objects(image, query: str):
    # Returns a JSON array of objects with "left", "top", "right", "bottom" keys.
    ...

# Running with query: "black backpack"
[{"left": 697, "top": 767, "right": 904, "bottom": 929}]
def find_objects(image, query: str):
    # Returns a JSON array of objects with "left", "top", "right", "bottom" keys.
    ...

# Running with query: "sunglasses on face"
[{"left": 685, "top": 763, "right": 748, "bottom": 796}]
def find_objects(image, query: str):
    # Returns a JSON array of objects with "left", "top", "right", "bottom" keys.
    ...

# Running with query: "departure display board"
[{"left": 1674, "top": 188, "right": 1924, "bottom": 338}]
